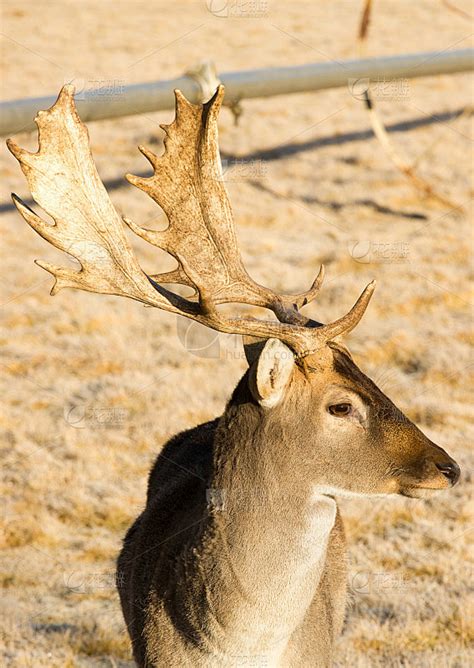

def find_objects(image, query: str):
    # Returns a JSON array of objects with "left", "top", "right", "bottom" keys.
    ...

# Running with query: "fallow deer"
[{"left": 8, "top": 85, "right": 460, "bottom": 667}]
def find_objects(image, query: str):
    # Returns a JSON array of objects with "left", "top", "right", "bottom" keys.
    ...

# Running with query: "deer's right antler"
[{"left": 8, "top": 84, "right": 375, "bottom": 356}]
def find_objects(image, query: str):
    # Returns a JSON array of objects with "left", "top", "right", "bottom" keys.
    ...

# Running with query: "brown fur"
[{"left": 117, "top": 344, "right": 459, "bottom": 666}]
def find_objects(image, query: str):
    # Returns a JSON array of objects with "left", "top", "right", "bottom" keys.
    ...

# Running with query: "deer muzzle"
[{"left": 399, "top": 443, "right": 461, "bottom": 498}]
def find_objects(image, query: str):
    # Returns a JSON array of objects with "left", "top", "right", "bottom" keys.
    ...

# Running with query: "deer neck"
[{"left": 177, "top": 394, "right": 337, "bottom": 658}]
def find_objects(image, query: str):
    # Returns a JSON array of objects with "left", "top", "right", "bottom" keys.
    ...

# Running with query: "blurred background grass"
[{"left": 1, "top": 1, "right": 473, "bottom": 665}]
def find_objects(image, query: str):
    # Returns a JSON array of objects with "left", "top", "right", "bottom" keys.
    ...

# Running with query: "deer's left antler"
[{"left": 8, "top": 84, "right": 375, "bottom": 354}]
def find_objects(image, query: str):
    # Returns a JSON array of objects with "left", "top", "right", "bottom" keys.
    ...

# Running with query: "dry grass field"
[{"left": 1, "top": 1, "right": 473, "bottom": 666}]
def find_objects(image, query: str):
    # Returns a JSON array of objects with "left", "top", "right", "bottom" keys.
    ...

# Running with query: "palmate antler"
[{"left": 7, "top": 84, "right": 375, "bottom": 356}]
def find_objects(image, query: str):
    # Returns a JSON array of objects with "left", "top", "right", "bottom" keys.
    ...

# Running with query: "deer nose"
[{"left": 435, "top": 461, "right": 460, "bottom": 485}]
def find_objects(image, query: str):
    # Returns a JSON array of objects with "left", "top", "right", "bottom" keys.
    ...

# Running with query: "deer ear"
[{"left": 249, "top": 338, "right": 295, "bottom": 408}]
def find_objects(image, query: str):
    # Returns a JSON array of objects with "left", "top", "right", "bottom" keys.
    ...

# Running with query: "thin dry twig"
[
  {"left": 441, "top": 0, "right": 473, "bottom": 21},
  {"left": 356, "top": 0, "right": 464, "bottom": 212}
]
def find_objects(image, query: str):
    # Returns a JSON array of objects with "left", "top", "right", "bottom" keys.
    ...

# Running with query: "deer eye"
[{"left": 328, "top": 403, "right": 352, "bottom": 417}]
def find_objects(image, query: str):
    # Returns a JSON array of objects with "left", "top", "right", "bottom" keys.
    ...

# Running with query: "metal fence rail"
[{"left": 1, "top": 49, "right": 472, "bottom": 136}]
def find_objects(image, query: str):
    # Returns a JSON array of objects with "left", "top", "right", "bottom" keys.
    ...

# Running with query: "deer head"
[
  {"left": 8, "top": 85, "right": 459, "bottom": 500},
  {"left": 242, "top": 338, "right": 459, "bottom": 500}
]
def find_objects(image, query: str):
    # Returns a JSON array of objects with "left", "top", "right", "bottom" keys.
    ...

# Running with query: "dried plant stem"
[
  {"left": 357, "top": 0, "right": 463, "bottom": 211},
  {"left": 364, "top": 93, "right": 462, "bottom": 210},
  {"left": 441, "top": 0, "right": 473, "bottom": 21}
]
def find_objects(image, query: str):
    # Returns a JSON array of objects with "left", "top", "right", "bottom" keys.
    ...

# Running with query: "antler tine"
[
  {"left": 8, "top": 84, "right": 375, "bottom": 356},
  {"left": 325, "top": 280, "right": 376, "bottom": 339},
  {"left": 124, "top": 85, "right": 323, "bottom": 327},
  {"left": 294, "top": 280, "right": 377, "bottom": 357},
  {"left": 6, "top": 85, "right": 193, "bottom": 314},
  {"left": 279, "top": 265, "right": 325, "bottom": 315},
  {"left": 297, "top": 264, "right": 325, "bottom": 308}
]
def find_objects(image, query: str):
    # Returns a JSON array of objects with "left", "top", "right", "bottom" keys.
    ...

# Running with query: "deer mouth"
[
  {"left": 399, "top": 484, "right": 451, "bottom": 499},
  {"left": 399, "top": 458, "right": 460, "bottom": 498}
]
